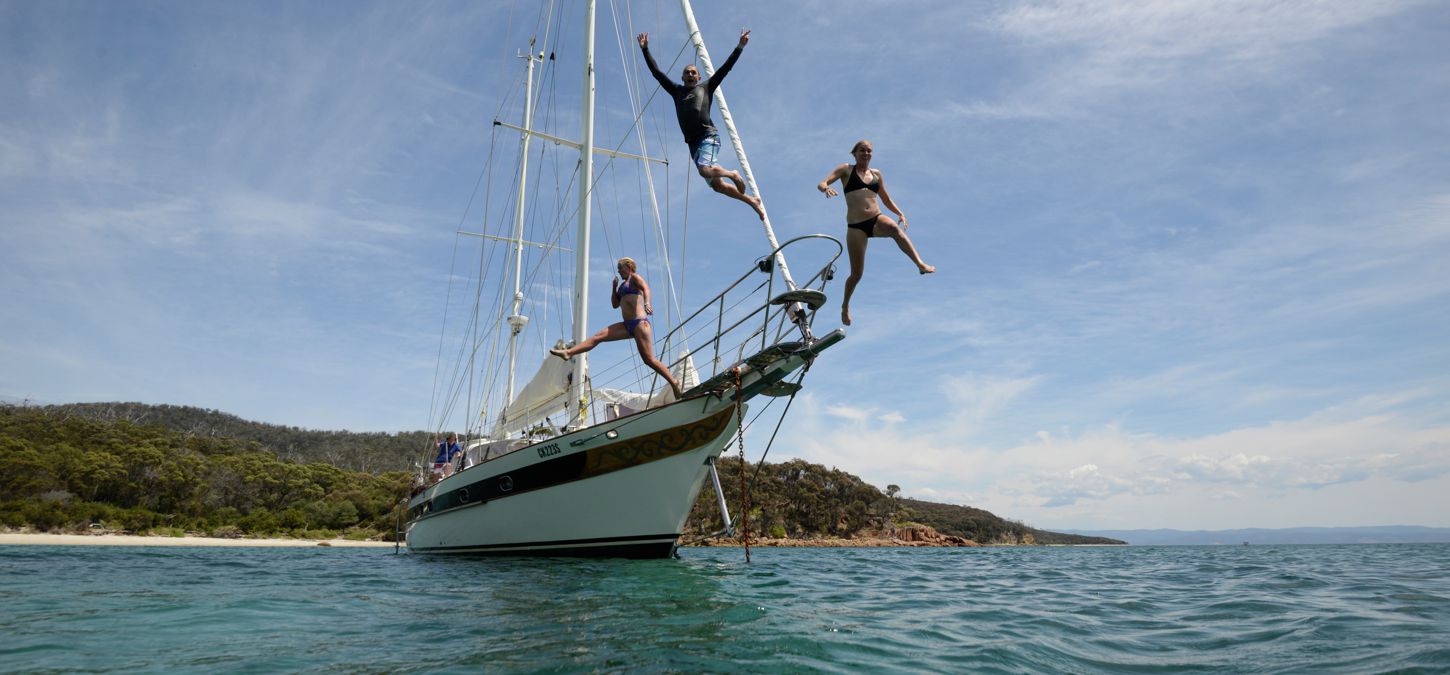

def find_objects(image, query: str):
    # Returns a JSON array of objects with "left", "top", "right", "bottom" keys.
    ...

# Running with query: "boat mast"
[
  {"left": 506, "top": 39, "right": 544, "bottom": 402},
  {"left": 676, "top": 0, "right": 800, "bottom": 297},
  {"left": 568, "top": 0, "right": 597, "bottom": 429}
]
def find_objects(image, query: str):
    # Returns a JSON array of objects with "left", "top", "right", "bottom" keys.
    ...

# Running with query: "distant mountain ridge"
[{"left": 1064, "top": 526, "right": 1450, "bottom": 546}]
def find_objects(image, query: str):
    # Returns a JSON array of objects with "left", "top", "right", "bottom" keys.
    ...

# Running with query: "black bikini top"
[{"left": 843, "top": 165, "right": 880, "bottom": 194}]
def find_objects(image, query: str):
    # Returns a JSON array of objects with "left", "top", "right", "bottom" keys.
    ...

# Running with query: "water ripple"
[{"left": 2, "top": 544, "right": 1449, "bottom": 672}]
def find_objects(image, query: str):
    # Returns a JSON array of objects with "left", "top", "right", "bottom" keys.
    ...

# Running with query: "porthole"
[{"left": 499, "top": 475, "right": 514, "bottom": 492}]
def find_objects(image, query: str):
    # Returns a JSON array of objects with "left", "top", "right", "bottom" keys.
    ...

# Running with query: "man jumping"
[{"left": 639, "top": 30, "right": 765, "bottom": 219}]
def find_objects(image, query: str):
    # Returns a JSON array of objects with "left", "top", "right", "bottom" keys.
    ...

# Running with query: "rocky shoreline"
[{"left": 689, "top": 524, "right": 986, "bottom": 548}]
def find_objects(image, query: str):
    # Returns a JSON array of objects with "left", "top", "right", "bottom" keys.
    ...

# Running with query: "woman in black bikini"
[
  {"left": 549, "top": 257, "right": 684, "bottom": 399},
  {"left": 817, "top": 140, "right": 934, "bottom": 326}
]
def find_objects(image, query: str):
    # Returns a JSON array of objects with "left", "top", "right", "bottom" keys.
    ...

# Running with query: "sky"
[{"left": 3, "top": 0, "right": 1448, "bottom": 531}]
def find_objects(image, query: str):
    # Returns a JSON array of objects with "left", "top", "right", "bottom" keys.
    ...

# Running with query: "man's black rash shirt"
[{"left": 641, "top": 45, "right": 744, "bottom": 148}]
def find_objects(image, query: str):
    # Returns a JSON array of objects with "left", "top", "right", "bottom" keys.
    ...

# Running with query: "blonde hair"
[
  {"left": 851, "top": 139, "right": 872, "bottom": 154},
  {"left": 617, "top": 257, "right": 637, "bottom": 273}
]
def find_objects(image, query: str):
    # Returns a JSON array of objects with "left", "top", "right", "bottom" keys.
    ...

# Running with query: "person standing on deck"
[
  {"left": 817, "top": 139, "right": 935, "bottom": 326},
  {"left": 638, "top": 29, "right": 766, "bottom": 220}
]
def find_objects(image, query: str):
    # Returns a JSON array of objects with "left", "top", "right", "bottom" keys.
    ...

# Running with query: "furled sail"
[{"left": 491, "top": 354, "right": 584, "bottom": 437}]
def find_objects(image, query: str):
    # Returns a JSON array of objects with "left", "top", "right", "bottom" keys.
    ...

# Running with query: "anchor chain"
[{"left": 734, "top": 367, "right": 750, "bottom": 563}]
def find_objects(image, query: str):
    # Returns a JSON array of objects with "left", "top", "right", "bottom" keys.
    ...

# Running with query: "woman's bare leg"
[
  {"left": 632, "top": 322, "right": 683, "bottom": 398},
  {"left": 841, "top": 229, "right": 868, "bottom": 326},
  {"left": 551, "top": 324, "right": 629, "bottom": 360},
  {"left": 873, "top": 215, "right": 934, "bottom": 274}
]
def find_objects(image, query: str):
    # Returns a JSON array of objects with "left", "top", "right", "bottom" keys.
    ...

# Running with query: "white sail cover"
[
  {"left": 595, "top": 351, "right": 700, "bottom": 417},
  {"left": 491, "top": 354, "right": 585, "bottom": 436}
]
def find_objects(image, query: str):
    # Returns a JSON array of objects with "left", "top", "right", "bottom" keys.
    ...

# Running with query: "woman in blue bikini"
[
  {"left": 817, "top": 139, "right": 934, "bottom": 326},
  {"left": 550, "top": 257, "right": 684, "bottom": 399}
]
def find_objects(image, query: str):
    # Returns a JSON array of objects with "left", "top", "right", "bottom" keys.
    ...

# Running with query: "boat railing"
[
  {"left": 565, "top": 234, "right": 839, "bottom": 424},
  {"left": 657, "top": 233, "right": 842, "bottom": 386}
]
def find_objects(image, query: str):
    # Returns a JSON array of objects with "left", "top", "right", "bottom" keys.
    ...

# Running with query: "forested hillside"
[
  {"left": 686, "top": 458, "right": 1122, "bottom": 545},
  {"left": 4, "top": 403, "right": 1122, "bottom": 546},
  {"left": 42, "top": 402, "right": 432, "bottom": 473},
  {"left": 1, "top": 405, "right": 408, "bottom": 539}
]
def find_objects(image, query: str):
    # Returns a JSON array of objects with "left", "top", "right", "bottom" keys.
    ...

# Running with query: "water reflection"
[{"left": 390, "top": 552, "right": 745, "bottom": 669}]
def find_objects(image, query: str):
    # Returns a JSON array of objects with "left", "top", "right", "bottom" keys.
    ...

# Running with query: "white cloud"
[
  {"left": 824, "top": 403, "right": 874, "bottom": 423},
  {"left": 988, "top": 0, "right": 1421, "bottom": 85},
  {"left": 991, "top": 0, "right": 1413, "bottom": 58},
  {"left": 907, "top": 0, "right": 1434, "bottom": 125},
  {"left": 939, "top": 373, "right": 1042, "bottom": 440},
  {"left": 777, "top": 381, "right": 1450, "bottom": 528}
]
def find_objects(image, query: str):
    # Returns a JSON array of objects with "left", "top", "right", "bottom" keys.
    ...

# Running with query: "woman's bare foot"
[
  {"left": 549, "top": 348, "right": 570, "bottom": 361},
  {"left": 841, "top": 306, "right": 852, "bottom": 326},
  {"left": 919, "top": 263, "right": 936, "bottom": 275},
  {"left": 670, "top": 381, "right": 684, "bottom": 399}
]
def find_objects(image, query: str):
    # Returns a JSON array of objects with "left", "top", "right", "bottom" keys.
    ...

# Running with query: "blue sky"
[{"left": 4, "top": 0, "right": 1448, "bottom": 531}]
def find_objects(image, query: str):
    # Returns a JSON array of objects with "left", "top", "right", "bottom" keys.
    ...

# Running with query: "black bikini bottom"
[{"left": 847, "top": 217, "right": 879, "bottom": 237}]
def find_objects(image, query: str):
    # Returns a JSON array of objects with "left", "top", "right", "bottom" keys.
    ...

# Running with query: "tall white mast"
[
  {"left": 506, "top": 40, "right": 544, "bottom": 402},
  {"left": 568, "top": 0, "right": 597, "bottom": 428},
  {"left": 677, "top": 0, "right": 799, "bottom": 296}
]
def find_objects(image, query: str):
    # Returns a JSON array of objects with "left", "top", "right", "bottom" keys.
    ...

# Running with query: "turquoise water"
[{"left": 2, "top": 544, "right": 1447, "bottom": 673}]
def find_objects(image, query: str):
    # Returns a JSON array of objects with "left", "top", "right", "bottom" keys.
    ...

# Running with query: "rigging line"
[
  {"left": 659, "top": 282, "right": 773, "bottom": 378},
  {"left": 610, "top": 1, "right": 677, "bottom": 334},
  {"left": 536, "top": 0, "right": 559, "bottom": 89},
  {"left": 493, "top": 13, "right": 679, "bottom": 408},
  {"left": 462, "top": 91, "right": 546, "bottom": 436},
  {"left": 504, "top": 46, "right": 580, "bottom": 338},
  {"left": 470, "top": 7, "right": 574, "bottom": 439},
  {"left": 429, "top": 137, "right": 491, "bottom": 433},
  {"left": 524, "top": 115, "right": 659, "bottom": 296},
  {"left": 615, "top": 30, "right": 695, "bottom": 319},
  {"left": 460, "top": 31, "right": 549, "bottom": 434},
  {"left": 518, "top": 116, "right": 559, "bottom": 359},
  {"left": 471, "top": 110, "right": 534, "bottom": 432},
  {"left": 654, "top": 36, "right": 697, "bottom": 325},
  {"left": 620, "top": 5, "right": 684, "bottom": 329},
  {"left": 501, "top": 0, "right": 564, "bottom": 372},
  {"left": 431, "top": 51, "right": 538, "bottom": 430},
  {"left": 516, "top": 41, "right": 582, "bottom": 305},
  {"left": 440, "top": 3, "right": 570, "bottom": 439},
  {"left": 677, "top": 16, "right": 801, "bottom": 309},
  {"left": 750, "top": 366, "right": 811, "bottom": 481},
  {"left": 432, "top": 100, "right": 510, "bottom": 434},
  {"left": 564, "top": 26, "right": 686, "bottom": 255},
  {"left": 537, "top": 43, "right": 571, "bottom": 346}
]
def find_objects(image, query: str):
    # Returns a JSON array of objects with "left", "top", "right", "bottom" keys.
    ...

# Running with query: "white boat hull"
[
  {"left": 406, "top": 396, "right": 739, "bottom": 558},
  {"left": 405, "top": 329, "right": 845, "bottom": 558}
]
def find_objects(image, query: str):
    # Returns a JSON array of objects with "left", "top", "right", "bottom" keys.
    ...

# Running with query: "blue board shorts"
[{"left": 690, "top": 134, "right": 721, "bottom": 181}]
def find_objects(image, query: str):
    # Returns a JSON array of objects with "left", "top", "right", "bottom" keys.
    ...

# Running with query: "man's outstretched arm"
[
  {"left": 637, "top": 33, "right": 676, "bottom": 92},
  {"left": 707, "top": 29, "right": 749, "bottom": 91}
]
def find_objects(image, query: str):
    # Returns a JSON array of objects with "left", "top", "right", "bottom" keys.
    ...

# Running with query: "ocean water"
[{"left": 2, "top": 544, "right": 1447, "bottom": 673}]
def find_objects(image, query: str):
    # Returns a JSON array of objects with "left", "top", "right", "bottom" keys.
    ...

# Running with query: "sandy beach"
[{"left": 0, "top": 532, "right": 396, "bottom": 548}]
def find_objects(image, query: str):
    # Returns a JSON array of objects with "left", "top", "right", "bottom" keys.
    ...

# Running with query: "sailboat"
[{"left": 404, "top": 0, "right": 843, "bottom": 558}]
